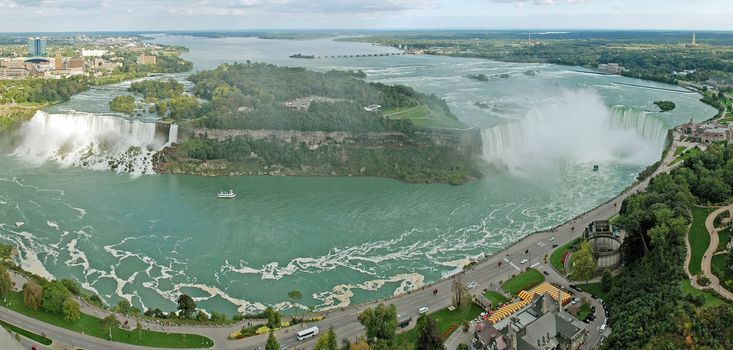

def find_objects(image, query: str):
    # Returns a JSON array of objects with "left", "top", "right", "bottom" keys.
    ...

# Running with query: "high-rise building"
[
  {"left": 28, "top": 37, "right": 47, "bottom": 56},
  {"left": 54, "top": 52, "right": 63, "bottom": 70}
]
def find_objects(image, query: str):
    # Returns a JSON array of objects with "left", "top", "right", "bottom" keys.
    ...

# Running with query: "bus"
[{"left": 296, "top": 326, "right": 320, "bottom": 341}]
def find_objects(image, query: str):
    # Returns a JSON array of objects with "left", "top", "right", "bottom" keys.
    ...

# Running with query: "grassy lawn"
[
  {"left": 681, "top": 279, "right": 729, "bottom": 308},
  {"left": 1, "top": 291, "right": 213, "bottom": 348},
  {"left": 711, "top": 254, "right": 733, "bottom": 292},
  {"left": 384, "top": 104, "right": 466, "bottom": 129},
  {"left": 671, "top": 147, "right": 702, "bottom": 166},
  {"left": 0, "top": 319, "right": 53, "bottom": 345},
  {"left": 502, "top": 268, "right": 545, "bottom": 296},
  {"left": 483, "top": 291, "right": 509, "bottom": 307},
  {"left": 550, "top": 240, "right": 575, "bottom": 275},
  {"left": 718, "top": 227, "right": 732, "bottom": 252},
  {"left": 396, "top": 303, "right": 482, "bottom": 345},
  {"left": 577, "top": 282, "right": 609, "bottom": 301},
  {"left": 689, "top": 207, "right": 715, "bottom": 276},
  {"left": 575, "top": 302, "right": 592, "bottom": 321},
  {"left": 673, "top": 146, "right": 687, "bottom": 156}
]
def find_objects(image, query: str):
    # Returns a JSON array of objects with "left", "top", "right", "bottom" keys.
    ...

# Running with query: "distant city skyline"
[{"left": 0, "top": 0, "right": 731, "bottom": 32}]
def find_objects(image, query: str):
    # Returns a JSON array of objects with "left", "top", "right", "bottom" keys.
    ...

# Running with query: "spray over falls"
[
  {"left": 481, "top": 90, "right": 668, "bottom": 174},
  {"left": 12, "top": 111, "right": 177, "bottom": 175}
]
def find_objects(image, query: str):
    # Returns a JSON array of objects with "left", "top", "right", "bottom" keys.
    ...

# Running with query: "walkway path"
[{"left": 701, "top": 205, "right": 733, "bottom": 300}]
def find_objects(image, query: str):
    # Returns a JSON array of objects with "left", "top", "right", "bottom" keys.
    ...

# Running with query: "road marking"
[
  {"left": 531, "top": 262, "right": 540, "bottom": 268},
  {"left": 509, "top": 262, "right": 520, "bottom": 271}
]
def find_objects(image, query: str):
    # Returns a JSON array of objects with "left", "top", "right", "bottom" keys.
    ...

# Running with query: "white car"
[
  {"left": 520, "top": 259, "right": 529, "bottom": 264},
  {"left": 466, "top": 281, "right": 478, "bottom": 289},
  {"left": 571, "top": 298, "right": 580, "bottom": 305},
  {"left": 548, "top": 236, "right": 556, "bottom": 241},
  {"left": 418, "top": 306, "right": 429, "bottom": 314}
]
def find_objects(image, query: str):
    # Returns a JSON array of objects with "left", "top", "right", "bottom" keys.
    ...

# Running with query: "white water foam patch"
[
  {"left": 480, "top": 89, "right": 664, "bottom": 176},
  {"left": 12, "top": 111, "right": 167, "bottom": 176},
  {"left": 0, "top": 224, "right": 55, "bottom": 280},
  {"left": 314, "top": 273, "right": 425, "bottom": 310}
]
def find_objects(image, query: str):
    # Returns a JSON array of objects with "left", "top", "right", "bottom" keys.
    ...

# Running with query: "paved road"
[{"left": 701, "top": 205, "right": 733, "bottom": 300}]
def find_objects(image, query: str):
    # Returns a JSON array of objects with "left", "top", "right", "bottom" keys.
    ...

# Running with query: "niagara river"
[{"left": 0, "top": 35, "right": 717, "bottom": 315}]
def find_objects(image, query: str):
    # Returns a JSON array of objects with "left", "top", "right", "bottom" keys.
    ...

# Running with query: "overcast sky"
[{"left": 0, "top": 0, "right": 731, "bottom": 32}]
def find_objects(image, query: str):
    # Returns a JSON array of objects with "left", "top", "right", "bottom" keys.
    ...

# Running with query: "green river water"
[{"left": 0, "top": 35, "right": 717, "bottom": 314}]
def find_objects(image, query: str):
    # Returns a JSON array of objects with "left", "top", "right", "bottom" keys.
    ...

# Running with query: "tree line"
[{"left": 606, "top": 142, "right": 733, "bottom": 349}]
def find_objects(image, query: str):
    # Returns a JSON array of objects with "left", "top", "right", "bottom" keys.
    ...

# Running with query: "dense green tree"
[
  {"left": 41, "top": 281, "right": 72, "bottom": 314},
  {"left": 135, "top": 320, "right": 143, "bottom": 340},
  {"left": 264, "top": 307, "right": 281, "bottom": 329},
  {"left": 22, "top": 282, "right": 42, "bottom": 310},
  {"left": 99, "top": 314, "right": 119, "bottom": 340},
  {"left": 451, "top": 278, "right": 468, "bottom": 308},
  {"left": 416, "top": 314, "right": 445, "bottom": 350},
  {"left": 209, "top": 311, "right": 227, "bottom": 322},
  {"left": 62, "top": 298, "right": 81, "bottom": 322},
  {"left": 129, "top": 79, "right": 183, "bottom": 99},
  {"left": 114, "top": 299, "right": 133, "bottom": 315},
  {"left": 176, "top": 294, "right": 196, "bottom": 319},
  {"left": 0, "top": 266, "right": 12, "bottom": 302},
  {"left": 314, "top": 326, "right": 338, "bottom": 350},
  {"left": 357, "top": 303, "right": 398, "bottom": 346},
  {"left": 571, "top": 240, "right": 596, "bottom": 285},
  {"left": 601, "top": 270, "right": 613, "bottom": 292},
  {"left": 265, "top": 331, "right": 280, "bottom": 350},
  {"left": 109, "top": 95, "right": 136, "bottom": 114},
  {"left": 60, "top": 279, "right": 81, "bottom": 295}
]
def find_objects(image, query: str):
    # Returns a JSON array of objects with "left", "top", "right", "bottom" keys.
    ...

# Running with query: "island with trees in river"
[{"left": 149, "top": 62, "right": 483, "bottom": 184}]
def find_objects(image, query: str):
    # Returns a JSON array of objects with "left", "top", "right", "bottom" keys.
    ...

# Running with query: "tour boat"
[
  {"left": 217, "top": 190, "right": 236, "bottom": 199},
  {"left": 15, "top": 222, "right": 24, "bottom": 228}
]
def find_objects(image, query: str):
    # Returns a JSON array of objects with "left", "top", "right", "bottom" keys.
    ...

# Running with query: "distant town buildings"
[
  {"left": 28, "top": 37, "right": 46, "bottom": 56},
  {"left": 597, "top": 63, "right": 626, "bottom": 74},
  {"left": 81, "top": 48, "right": 107, "bottom": 57},
  {"left": 137, "top": 53, "right": 157, "bottom": 65}
]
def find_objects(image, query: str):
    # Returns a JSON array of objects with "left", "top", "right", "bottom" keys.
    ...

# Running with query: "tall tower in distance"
[
  {"left": 692, "top": 32, "right": 697, "bottom": 46},
  {"left": 55, "top": 52, "right": 63, "bottom": 70},
  {"left": 28, "top": 37, "right": 47, "bottom": 56}
]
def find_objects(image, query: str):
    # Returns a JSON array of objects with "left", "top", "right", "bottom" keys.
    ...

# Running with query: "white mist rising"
[
  {"left": 12, "top": 111, "right": 171, "bottom": 176},
  {"left": 481, "top": 89, "right": 666, "bottom": 175}
]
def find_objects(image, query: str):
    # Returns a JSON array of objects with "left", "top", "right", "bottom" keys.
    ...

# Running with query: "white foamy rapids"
[
  {"left": 314, "top": 273, "right": 425, "bottom": 310},
  {"left": 480, "top": 89, "right": 665, "bottom": 175},
  {"left": 12, "top": 111, "right": 169, "bottom": 176}
]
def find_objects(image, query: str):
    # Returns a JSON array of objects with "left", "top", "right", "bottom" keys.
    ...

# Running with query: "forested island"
[
  {"left": 289, "top": 53, "right": 315, "bottom": 59},
  {"left": 654, "top": 100, "right": 676, "bottom": 112},
  {"left": 153, "top": 62, "right": 482, "bottom": 184}
]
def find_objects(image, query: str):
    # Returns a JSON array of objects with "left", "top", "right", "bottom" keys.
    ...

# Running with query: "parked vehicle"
[{"left": 418, "top": 306, "right": 429, "bottom": 314}]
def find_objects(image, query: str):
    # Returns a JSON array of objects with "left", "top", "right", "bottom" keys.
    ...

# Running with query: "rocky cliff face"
[{"left": 155, "top": 126, "right": 483, "bottom": 184}]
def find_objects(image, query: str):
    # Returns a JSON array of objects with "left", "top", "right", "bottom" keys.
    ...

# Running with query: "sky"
[{"left": 0, "top": 0, "right": 731, "bottom": 32}]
